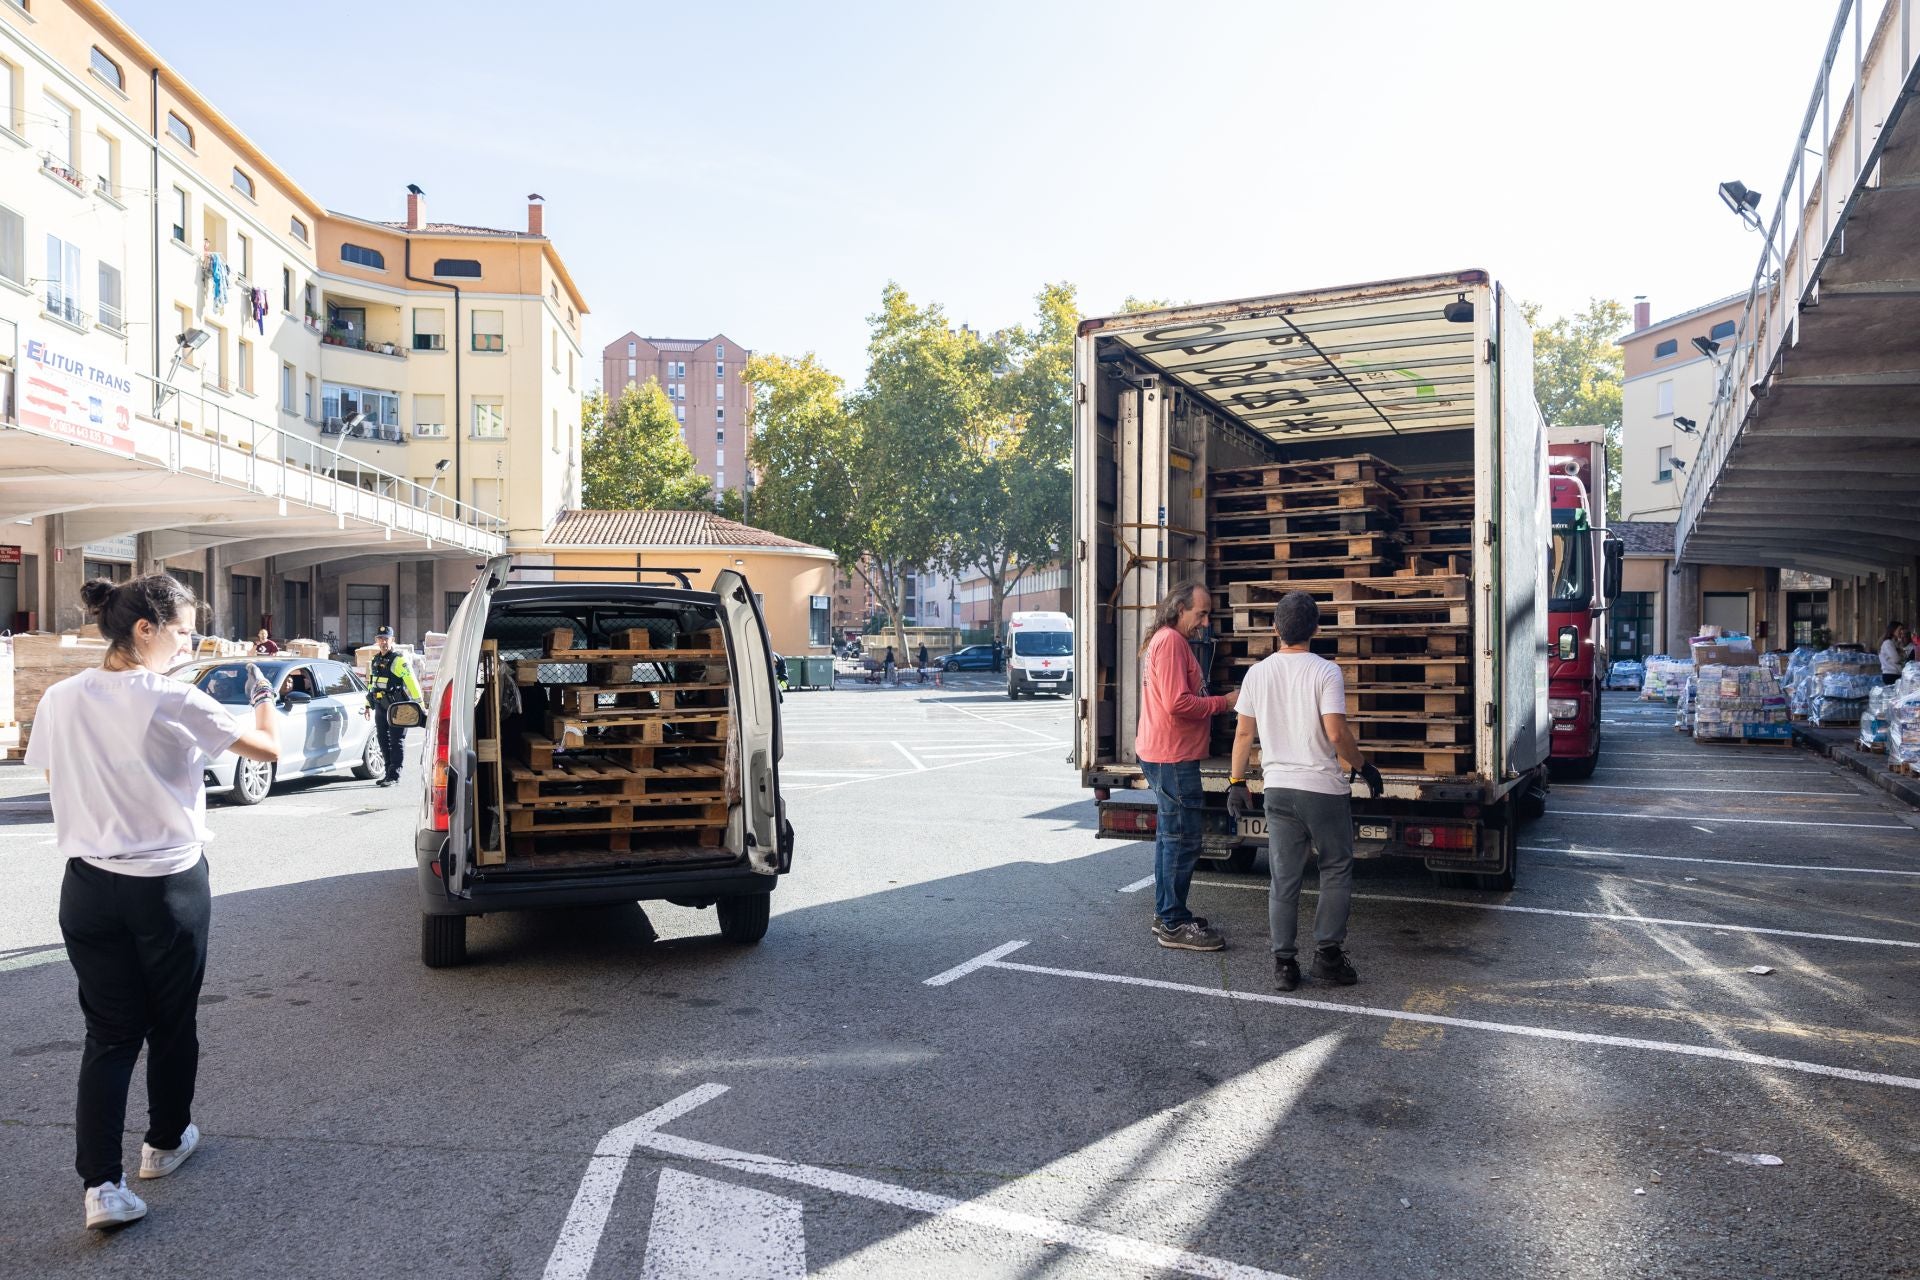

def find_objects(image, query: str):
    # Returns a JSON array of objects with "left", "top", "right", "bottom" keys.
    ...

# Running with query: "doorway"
[{"left": 1702, "top": 591, "right": 1751, "bottom": 638}]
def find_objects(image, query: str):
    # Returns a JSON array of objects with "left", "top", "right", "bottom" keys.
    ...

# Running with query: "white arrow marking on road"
[
  {"left": 641, "top": 1169, "right": 805, "bottom": 1279},
  {"left": 544, "top": 1082, "right": 1294, "bottom": 1280}
]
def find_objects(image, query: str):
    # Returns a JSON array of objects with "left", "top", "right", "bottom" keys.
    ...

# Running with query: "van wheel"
[
  {"left": 715, "top": 893, "right": 770, "bottom": 944},
  {"left": 421, "top": 913, "right": 468, "bottom": 968},
  {"left": 351, "top": 734, "right": 382, "bottom": 780}
]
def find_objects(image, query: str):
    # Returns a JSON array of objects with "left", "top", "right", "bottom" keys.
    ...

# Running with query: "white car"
[{"left": 171, "top": 657, "right": 384, "bottom": 804}]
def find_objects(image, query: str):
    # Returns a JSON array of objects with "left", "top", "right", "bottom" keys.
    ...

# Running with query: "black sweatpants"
[
  {"left": 57, "top": 856, "right": 211, "bottom": 1187},
  {"left": 375, "top": 707, "right": 407, "bottom": 781}
]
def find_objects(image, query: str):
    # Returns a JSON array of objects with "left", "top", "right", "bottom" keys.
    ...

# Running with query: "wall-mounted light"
[
  {"left": 1442, "top": 293, "right": 1474, "bottom": 323},
  {"left": 1673, "top": 416, "right": 1698, "bottom": 434},
  {"left": 1691, "top": 336, "right": 1720, "bottom": 359}
]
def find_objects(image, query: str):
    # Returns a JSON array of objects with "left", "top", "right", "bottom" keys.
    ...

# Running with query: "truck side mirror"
[{"left": 1602, "top": 536, "right": 1625, "bottom": 605}]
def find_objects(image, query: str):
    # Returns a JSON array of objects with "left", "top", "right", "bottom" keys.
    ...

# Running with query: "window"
[
  {"left": 675, "top": 403, "right": 684, "bottom": 422},
  {"left": 0, "top": 57, "right": 16, "bottom": 138},
  {"left": 715, "top": 343, "right": 725, "bottom": 360},
  {"left": 281, "top": 362, "right": 296, "bottom": 412},
  {"left": 809, "top": 594, "right": 831, "bottom": 647},
  {"left": 550, "top": 281, "right": 558, "bottom": 302},
  {"left": 235, "top": 231, "right": 251, "bottom": 279},
  {"left": 165, "top": 111, "right": 193, "bottom": 149},
  {"left": 43, "top": 234, "right": 80, "bottom": 323},
  {"left": 626, "top": 340, "right": 636, "bottom": 356},
  {"left": 174, "top": 304, "right": 194, "bottom": 363},
  {"left": 237, "top": 339, "right": 253, "bottom": 394},
  {"left": 304, "top": 374, "right": 316, "bottom": 419},
  {"left": 321, "top": 383, "right": 400, "bottom": 431},
  {"left": 281, "top": 265, "right": 293, "bottom": 312},
  {"left": 674, "top": 361, "right": 686, "bottom": 378},
  {"left": 208, "top": 323, "right": 229, "bottom": 390},
  {"left": 715, "top": 381, "right": 723, "bottom": 400},
  {"left": 472, "top": 310, "right": 503, "bottom": 352},
  {"left": 231, "top": 167, "right": 255, "bottom": 200},
  {"left": 715, "top": 362, "right": 723, "bottom": 379},
  {"left": 470, "top": 478, "right": 502, "bottom": 518},
  {"left": 1709, "top": 320, "right": 1736, "bottom": 341},
  {"left": 414, "top": 393, "right": 446, "bottom": 434},
  {"left": 716, "top": 406, "right": 724, "bottom": 422},
  {"left": 716, "top": 428, "right": 725, "bottom": 446},
  {"left": 42, "top": 91, "right": 73, "bottom": 165},
  {"left": 433, "top": 257, "right": 480, "bottom": 277},
  {"left": 626, "top": 358, "right": 636, "bottom": 378},
  {"left": 0, "top": 204, "right": 23, "bottom": 286},
  {"left": 97, "top": 262, "right": 122, "bottom": 331},
  {"left": 551, "top": 408, "right": 560, "bottom": 452},
  {"left": 715, "top": 468, "right": 725, "bottom": 488},
  {"left": 341, "top": 242, "right": 384, "bottom": 269},
  {"left": 567, "top": 351, "right": 575, "bottom": 389},
  {"left": 412, "top": 308, "right": 445, "bottom": 350},
  {"left": 289, "top": 216, "right": 308, "bottom": 244},
  {"left": 345, "top": 585, "right": 389, "bottom": 648},
  {"left": 171, "top": 187, "right": 188, "bottom": 243},
  {"left": 472, "top": 396, "right": 505, "bottom": 438},
  {"left": 1656, "top": 445, "right": 1674, "bottom": 482},
  {"left": 1653, "top": 337, "right": 1677, "bottom": 359},
  {"left": 88, "top": 46, "right": 124, "bottom": 91},
  {"left": 88, "top": 130, "right": 116, "bottom": 198},
  {"left": 317, "top": 662, "right": 359, "bottom": 697},
  {"left": 551, "top": 328, "right": 559, "bottom": 371},
  {"left": 1655, "top": 379, "right": 1674, "bottom": 416}
]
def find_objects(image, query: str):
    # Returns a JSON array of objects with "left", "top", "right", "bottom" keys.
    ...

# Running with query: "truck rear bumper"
[{"left": 1096, "top": 792, "right": 1516, "bottom": 871}]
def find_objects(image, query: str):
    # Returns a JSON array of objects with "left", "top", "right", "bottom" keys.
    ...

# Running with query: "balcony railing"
[
  {"left": 322, "top": 329, "right": 407, "bottom": 358},
  {"left": 320, "top": 417, "right": 406, "bottom": 444},
  {"left": 98, "top": 301, "right": 124, "bottom": 332},
  {"left": 40, "top": 151, "right": 86, "bottom": 193},
  {"left": 43, "top": 292, "right": 91, "bottom": 329}
]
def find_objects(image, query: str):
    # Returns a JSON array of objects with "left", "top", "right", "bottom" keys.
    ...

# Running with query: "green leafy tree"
[
  {"left": 1524, "top": 298, "right": 1628, "bottom": 520},
  {"left": 580, "top": 380, "right": 714, "bottom": 510},
  {"left": 712, "top": 487, "right": 746, "bottom": 522}
]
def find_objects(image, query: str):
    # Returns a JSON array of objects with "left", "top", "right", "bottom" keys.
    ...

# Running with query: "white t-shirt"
[
  {"left": 1881, "top": 639, "right": 1910, "bottom": 676},
  {"left": 1234, "top": 649, "right": 1350, "bottom": 795},
  {"left": 24, "top": 666, "right": 243, "bottom": 876}
]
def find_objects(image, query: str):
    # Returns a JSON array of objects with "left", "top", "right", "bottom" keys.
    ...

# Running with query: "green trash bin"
[{"left": 793, "top": 656, "right": 835, "bottom": 690}]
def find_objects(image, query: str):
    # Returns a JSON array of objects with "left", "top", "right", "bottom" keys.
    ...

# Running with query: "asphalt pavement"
[{"left": 1, "top": 687, "right": 1916, "bottom": 1278}]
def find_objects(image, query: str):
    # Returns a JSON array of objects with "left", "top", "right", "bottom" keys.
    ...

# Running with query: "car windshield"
[
  {"left": 1013, "top": 631, "right": 1071, "bottom": 657},
  {"left": 1550, "top": 509, "right": 1592, "bottom": 607},
  {"left": 184, "top": 661, "right": 296, "bottom": 705}
]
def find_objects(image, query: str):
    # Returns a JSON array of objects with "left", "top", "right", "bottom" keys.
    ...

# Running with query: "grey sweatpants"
[{"left": 1264, "top": 787, "right": 1355, "bottom": 959}]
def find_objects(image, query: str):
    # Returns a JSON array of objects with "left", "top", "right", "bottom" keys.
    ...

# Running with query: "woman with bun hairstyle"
[{"left": 24, "top": 575, "right": 280, "bottom": 1231}]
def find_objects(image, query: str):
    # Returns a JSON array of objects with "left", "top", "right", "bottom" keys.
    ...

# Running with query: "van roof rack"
[{"left": 503, "top": 564, "right": 699, "bottom": 590}]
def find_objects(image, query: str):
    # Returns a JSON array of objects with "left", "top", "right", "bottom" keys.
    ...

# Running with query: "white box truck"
[{"left": 1073, "top": 271, "right": 1549, "bottom": 888}]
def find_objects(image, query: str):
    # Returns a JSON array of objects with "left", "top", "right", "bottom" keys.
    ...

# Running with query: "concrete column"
[
  {"left": 1667, "top": 562, "right": 1700, "bottom": 656},
  {"left": 135, "top": 533, "right": 163, "bottom": 577},
  {"left": 46, "top": 515, "right": 87, "bottom": 633},
  {"left": 206, "top": 546, "right": 229, "bottom": 639},
  {"left": 396, "top": 559, "right": 435, "bottom": 644}
]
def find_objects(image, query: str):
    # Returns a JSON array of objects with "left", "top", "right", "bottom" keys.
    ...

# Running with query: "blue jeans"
[{"left": 1140, "top": 759, "right": 1205, "bottom": 926}]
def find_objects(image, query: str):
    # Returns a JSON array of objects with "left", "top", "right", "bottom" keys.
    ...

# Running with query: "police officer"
[{"left": 363, "top": 626, "right": 422, "bottom": 787}]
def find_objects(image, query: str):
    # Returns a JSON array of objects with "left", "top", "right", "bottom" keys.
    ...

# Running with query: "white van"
[{"left": 1005, "top": 610, "right": 1073, "bottom": 699}]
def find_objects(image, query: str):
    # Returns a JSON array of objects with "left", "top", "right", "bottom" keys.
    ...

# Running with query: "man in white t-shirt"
[{"left": 1227, "top": 589, "right": 1381, "bottom": 991}]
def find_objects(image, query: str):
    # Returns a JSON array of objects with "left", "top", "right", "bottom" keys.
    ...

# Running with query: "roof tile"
[
  {"left": 1612, "top": 520, "right": 1676, "bottom": 556},
  {"left": 544, "top": 509, "right": 831, "bottom": 553}
]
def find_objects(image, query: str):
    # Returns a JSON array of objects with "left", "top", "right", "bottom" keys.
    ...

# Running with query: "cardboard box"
[{"left": 1692, "top": 643, "right": 1758, "bottom": 667}]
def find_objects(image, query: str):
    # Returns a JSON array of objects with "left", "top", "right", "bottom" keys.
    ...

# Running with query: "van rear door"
[
  {"left": 437, "top": 554, "right": 512, "bottom": 896},
  {"left": 713, "top": 569, "right": 784, "bottom": 874}
]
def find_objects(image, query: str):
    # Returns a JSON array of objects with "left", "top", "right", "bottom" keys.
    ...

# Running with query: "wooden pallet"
[
  {"left": 1209, "top": 555, "right": 1408, "bottom": 584},
  {"left": 1206, "top": 506, "right": 1396, "bottom": 538},
  {"left": 503, "top": 834, "right": 729, "bottom": 861},
  {"left": 1394, "top": 473, "right": 1474, "bottom": 500},
  {"left": 1209, "top": 531, "right": 1402, "bottom": 560},
  {"left": 1226, "top": 574, "right": 1467, "bottom": 606},
  {"left": 517, "top": 732, "right": 725, "bottom": 770},
  {"left": 1211, "top": 454, "right": 1400, "bottom": 489},
  {"left": 1322, "top": 627, "right": 1469, "bottom": 659},
  {"left": 1347, "top": 685, "right": 1471, "bottom": 715},
  {"left": 1357, "top": 741, "right": 1474, "bottom": 775},
  {"left": 1208, "top": 479, "right": 1404, "bottom": 515},
  {"left": 1349, "top": 715, "right": 1471, "bottom": 744},
  {"left": 507, "top": 799, "right": 728, "bottom": 833},
  {"left": 1230, "top": 596, "right": 1468, "bottom": 632},
  {"left": 546, "top": 708, "right": 730, "bottom": 747},
  {"left": 505, "top": 757, "right": 725, "bottom": 802},
  {"left": 1693, "top": 734, "right": 1794, "bottom": 748},
  {"left": 549, "top": 683, "right": 730, "bottom": 714}
]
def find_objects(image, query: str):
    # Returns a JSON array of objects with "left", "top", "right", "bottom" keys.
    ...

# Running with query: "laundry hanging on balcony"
[
  {"left": 250, "top": 287, "right": 268, "bottom": 334},
  {"left": 206, "top": 252, "right": 229, "bottom": 309}
]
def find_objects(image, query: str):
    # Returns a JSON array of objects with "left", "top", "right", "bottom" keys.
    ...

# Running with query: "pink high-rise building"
[{"left": 601, "top": 333, "right": 750, "bottom": 498}]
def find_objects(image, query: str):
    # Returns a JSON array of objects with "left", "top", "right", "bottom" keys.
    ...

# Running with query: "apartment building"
[
  {"left": 0, "top": 0, "right": 586, "bottom": 642},
  {"left": 602, "top": 331, "right": 748, "bottom": 501}
]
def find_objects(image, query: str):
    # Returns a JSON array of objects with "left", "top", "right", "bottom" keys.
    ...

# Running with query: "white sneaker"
[
  {"left": 138, "top": 1123, "right": 200, "bottom": 1179},
  {"left": 85, "top": 1178, "right": 147, "bottom": 1229}
]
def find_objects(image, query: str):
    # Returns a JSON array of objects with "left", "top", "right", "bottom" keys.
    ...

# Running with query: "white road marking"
[
  {"left": 924, "top": 939, "right": 1033, "bottom": 986},
  {"left": 941, "top": 701, "right": 1063, "bottom": 742},
  {"left": 1119, "top": 874, "right": 1156, "bottom": 894},
  {"left": 930, "top": 943, "right": 1920, "bottom": 1093},
  {"left": 0, "top": 801, "right": 52, "bottom": 814},
  {"left": 1182, "top": 879, "right": 1920, "bottom": 949},
  {"left": 551, "top": 1083, "right": 1296, "bottom": 1280},
  {"left": 1547, "top": 809, "right": 1909, "bottom": 831},
  {"left": 0, "top": 947, "right": 67, "bottom": 973},
  {"left": 641, "top": 1169, "right": 805, "bottom": 1279},
  {"left": 1558, "top": 784, "right": 1853, "bottom": 797},
  {"left": 890, "top": 742, "right": 929, "bottom": 771},
  {"left": 798, "top": 743, "right": 1065, "bottom": 795},
  {"left": 1523, "top": 846, "right": 1920, "bottom": 879},
  {"left": 1592, "top": 767, "right": 1830, "bottom": 776}
]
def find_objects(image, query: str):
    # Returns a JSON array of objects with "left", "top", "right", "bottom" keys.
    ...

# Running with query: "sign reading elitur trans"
[{"left": 17, "top": 331, "right": 137, "bottom": 456}]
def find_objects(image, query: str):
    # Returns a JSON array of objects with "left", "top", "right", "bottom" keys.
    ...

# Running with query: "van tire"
[
  {"left": 421, "top": 913, "right": 468, "bottom": 968},
  {"left": 715, "top": 893, "right": 770, "bottom": 944}
]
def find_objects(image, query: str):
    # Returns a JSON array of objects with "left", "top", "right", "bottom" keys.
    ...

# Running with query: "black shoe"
[
  {"left": 1274, "top": 957, "right": 1301, "bottom": 991},
  {"left": 1311, "top": 946, "right": 1358, "bottom": 986},
  {"left": 374, "top": 778, "right": 394, "bottom": 788},
  {"left": 1153, "top": 919, "right": 1225, "bottom": 951}
]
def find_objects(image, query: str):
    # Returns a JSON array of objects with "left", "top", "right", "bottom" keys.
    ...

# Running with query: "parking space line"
[
  {"left": 549, "top": 1082, "right": 1295, "bottom": 1280},
  {"left": 1181, "top": 878, "right": 1920, "bottom": 949},
  {"left": 890, "top": 742, "right": 929, "bottom": 772},
  {"left": 1589, "top": 767, "right": 1831, "bottom": 776},
  {"left": 927, "top": 943, "right": 1920, "bottom": 1093},
  {"left": 0, "top": 945, "right": 67, "bottom": 974},
  {"left": 1523, "top": 846, "right": 1920, "bottom": 879},
  {"left": 1118, "top": 874, "right": 1156, "bottom": 894},
  {"left": 1556, "top": 784, "right": 1855, "bottom": 797},
  {"left": 925, "top": 939, "right": 1032, "bottom": 986},
  {"left": 1548, "top": 810, "right": 1909, "bottom": 830}
]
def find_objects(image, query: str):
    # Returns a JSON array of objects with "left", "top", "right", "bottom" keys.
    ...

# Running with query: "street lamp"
[
  {"left": 1673, "top": 416, "right": 1698, "bottom": 434},
  {"left": 1691, "top": 336, "right": 1720, "bottom": 359},
  {"left": 424, "top": 457, "right": 450, "bottom": 513},
  {"left": 155, "top": 328, "right": 210, "bottom": 408}
]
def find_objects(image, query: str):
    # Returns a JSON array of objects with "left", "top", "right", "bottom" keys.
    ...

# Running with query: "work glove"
[
  {"left": 1226, "top": 782, "right": 1254, "bottom": 820},
  {"left": 1354, "top": 763, "right": 1384, "bottom": 799},
  {"left": 244, "top": 663, "right": 274, "bottom": 707}
]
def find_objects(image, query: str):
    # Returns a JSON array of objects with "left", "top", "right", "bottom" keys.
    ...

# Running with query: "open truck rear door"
[
  {"left": 437, "top": 554, "right": 512, "bottom": 897},
  {"left": 714, "top": 569, "right": 786, "bottom": 874}
]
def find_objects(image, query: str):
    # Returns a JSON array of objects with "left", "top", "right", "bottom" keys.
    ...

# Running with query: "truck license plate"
[
  {"left": 1236, "top": 816, "right": 1267, "bottom": 839},
  {"left": 1358, "top": 824, "right": 1390, "bottom": 841}
]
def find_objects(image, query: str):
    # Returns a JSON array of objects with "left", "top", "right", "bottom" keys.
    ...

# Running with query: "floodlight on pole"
[
  {"left": 1691, "top": 336, "right": 1721, "bottom": 359},
  {"left": 1673, "top": 416, "right": 1698, "bottom": 434},
  {"left": 156, "top": 328, "right": 213, "bottom": 408}
]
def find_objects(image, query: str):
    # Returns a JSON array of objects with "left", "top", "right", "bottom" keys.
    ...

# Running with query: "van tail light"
[
  {"left": 1402, "top": 823, "right": 1476, "bottom": 851},
  {"left": 1099, "top": 806, "right": 1157, "bottom": 836},
  {"left": 429, "top": 691, "right": 453, "bottom": 832}
]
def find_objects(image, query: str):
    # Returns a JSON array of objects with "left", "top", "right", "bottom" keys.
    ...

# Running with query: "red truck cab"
[{"left": 1546, "top": 439, "right": 1623, "bottom": 777}]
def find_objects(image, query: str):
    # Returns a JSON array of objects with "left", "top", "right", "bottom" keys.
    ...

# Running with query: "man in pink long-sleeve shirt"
[{"left": 1135, "top": 581, "right": 1236, "bottom": 950}]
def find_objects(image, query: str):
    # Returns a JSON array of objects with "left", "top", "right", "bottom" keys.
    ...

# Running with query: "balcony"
[
  {"left": 42, "top": 292, "right": 91, "bottom": 332},
  {"left": 40, "top": 151, "right": 87, "bottom": 194},
  {"left": 322, "top": 329, "right": 407, "bottom": 359},
  {"left": 320, "top": 417, "right": 406, "bottom": 444}
]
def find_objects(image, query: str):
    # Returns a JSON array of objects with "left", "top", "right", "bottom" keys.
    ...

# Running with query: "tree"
[
  {"left": 943, "top": 282, "right": 1076, "bottom": 637},
  {"left": 580, "top": 380, "right": 714, "bottom": 510},
  {"left": 1525, "top": 298, "right": 1628, "bottom": 520},
  {"left": 711, "top": 487, "right": 746, "bottom": 522}
]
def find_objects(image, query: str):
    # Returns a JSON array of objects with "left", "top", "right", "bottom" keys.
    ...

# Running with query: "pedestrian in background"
[
  {"left": 1879, "top": 621, "right": 1912, "bottom": 685},
  {"left": 26, "top": 575, "right": 281, "bottom": 1230},
  {"left": 916, "top": 641, "right": 929, "bottom": 684},
  {"left": 883, "top": 645, "right": 897, "bottom": 685},
  {"left": 252, "top": 629, "right": 278, "bottom": 656},
  {"left": 1227, "top": 590, "right": 1381, "bottom": 991},
  {"left": 1136, "top": 581, "right": 1236, "bottom": 951},
  {"left": 364, "top": 626, "right": 423, "bottom": 787}
]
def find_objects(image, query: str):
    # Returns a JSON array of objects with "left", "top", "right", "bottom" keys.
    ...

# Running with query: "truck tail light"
[
  {"left": 1557, "top": 626, "right": 1580, "bottom": 661},
  {"left": 1401, "top": 823, "right": 1476, "bottom": 851},
  {"left": 1100, "top": 806, "right": 1157, "bottom": 836},
  {"left": 429, "top": 692, "right": 453, "bottom": 833}
]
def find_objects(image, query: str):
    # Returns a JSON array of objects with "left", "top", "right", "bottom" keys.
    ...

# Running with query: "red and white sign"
[
  {"left": 17, "top": 331, "right": 137, "bottom": 456},
  {"left": 0, "top": 546, "right": 21, "bottom": 564}
]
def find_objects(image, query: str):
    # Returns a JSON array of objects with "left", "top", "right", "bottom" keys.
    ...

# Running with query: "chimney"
[
  {"left": 405, "top": 183, "right": 425, "bottom": 231},
  {"left": 527, "top": 193, "right": 545, "bottom": 237},
  {"left": 1632, "top": 295, "right": 1650, "bottom": 332}
]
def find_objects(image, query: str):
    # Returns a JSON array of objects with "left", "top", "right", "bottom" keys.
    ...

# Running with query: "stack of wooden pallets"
[
  {"left": 475, "top": 628, "right": 732, "bottom": 865},
  {"left": 1207, "top": 455, "right": 1477, "bottom": 777}
]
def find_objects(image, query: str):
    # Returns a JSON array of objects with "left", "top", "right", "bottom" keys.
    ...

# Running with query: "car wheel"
[
  {"left": 351, "top": 733, "right": 382, "bottom": 780},
  {"left": 231, "top": 757, "right": 275, "bottom": 806},
  {"left": 421, "top": 913, "right": 467, "bottom": 968},
  {"left": 715, "top": 893, "right": 771, "bottom": 944}
]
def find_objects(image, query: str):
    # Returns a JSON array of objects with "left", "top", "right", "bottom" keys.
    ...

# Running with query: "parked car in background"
[
  {"left": 170, "top": 658, "right": 383, "bottom": 804},
  {"left": 941, "top": 644, "right": 997, "bottom": 672}
]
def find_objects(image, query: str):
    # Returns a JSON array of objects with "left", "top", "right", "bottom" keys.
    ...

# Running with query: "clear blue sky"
[{"left": 111, "top": 0, "right": 1843, "bottom": 383}]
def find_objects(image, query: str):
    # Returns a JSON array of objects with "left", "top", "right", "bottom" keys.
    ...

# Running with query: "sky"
[{"left": 109, "top": 0, "right": 1845, "bottom": 385}]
